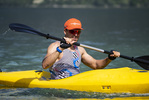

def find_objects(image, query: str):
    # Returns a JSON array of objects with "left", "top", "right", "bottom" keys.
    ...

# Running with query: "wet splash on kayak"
[{"left": 0, "top": 88, "right": 149, "bottom": 99}]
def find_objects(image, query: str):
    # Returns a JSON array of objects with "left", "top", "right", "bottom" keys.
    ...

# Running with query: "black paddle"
[{"left": 9, "top": 23, "right": 149, "bottom": 70}]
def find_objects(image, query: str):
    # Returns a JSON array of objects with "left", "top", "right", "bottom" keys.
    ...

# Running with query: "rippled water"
[
  {"left": 1, "top": 88, "right": 149, "bottom": 100},
  {"left": 0, "top": 8, "right": 149, "bottom": 99}
]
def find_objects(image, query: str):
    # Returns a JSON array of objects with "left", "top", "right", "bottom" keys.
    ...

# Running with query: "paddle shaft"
[
  {"left": 34, "top": 31, "right": 146, "bottom": 63},
  {"left": 9, "top": 23, "right": 149, "bottom": 69},
  {"left": 33, "top": 29, "right": 149, "bottom": 65}
]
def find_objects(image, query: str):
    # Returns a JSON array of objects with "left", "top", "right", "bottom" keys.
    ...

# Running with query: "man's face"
[{"left": 65, "top": 29, "right": 81, "bottom": 42}]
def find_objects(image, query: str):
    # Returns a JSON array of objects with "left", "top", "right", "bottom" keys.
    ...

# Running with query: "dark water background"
[{"left": 0, "top": 8, "right": 149, "bottom": 99}]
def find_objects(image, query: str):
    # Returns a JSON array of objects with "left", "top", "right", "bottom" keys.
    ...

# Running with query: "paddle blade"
[
  {"left": 134, "top": 56, "right": 149, "bottom": 70},
  {"left": 9, "top": 23, "right": 37, "bottom": 34},
  {"left": 9, "top": 23, "right": 49, "bottom": 38},
  {"left": 9, "top": 23, "right": 66, "bottom": 42}
]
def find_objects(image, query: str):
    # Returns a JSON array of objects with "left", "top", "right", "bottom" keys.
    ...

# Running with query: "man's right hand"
[{"left": 60, "top": 38, "right": 71, "bottom": 49}]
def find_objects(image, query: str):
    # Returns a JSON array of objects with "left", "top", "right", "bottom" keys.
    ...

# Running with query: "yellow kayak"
[{"left": 0, "top": 67, "right": 149, "bottom": 93}]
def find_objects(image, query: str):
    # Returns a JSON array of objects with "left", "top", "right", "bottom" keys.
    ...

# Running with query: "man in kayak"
[{"left": 42, "top": 18, "right": 120, "bottom": 79}]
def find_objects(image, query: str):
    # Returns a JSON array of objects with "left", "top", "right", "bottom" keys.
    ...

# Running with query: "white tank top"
[{"left": 49, "top": 46, "right": 81, "bottom": 79}]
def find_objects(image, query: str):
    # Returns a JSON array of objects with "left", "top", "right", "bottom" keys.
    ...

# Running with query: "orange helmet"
[{"left": 64, "top": 18, "right": 83, "bottom": 30}]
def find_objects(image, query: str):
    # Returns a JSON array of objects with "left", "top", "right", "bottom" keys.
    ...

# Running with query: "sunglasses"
[{"left": 68, "top": 30, "right": 81, "bottom": 35}]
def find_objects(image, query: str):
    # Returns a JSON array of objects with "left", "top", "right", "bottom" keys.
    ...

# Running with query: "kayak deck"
[{"left": 0, "top": 67, "right": 149, "bottom": 93}]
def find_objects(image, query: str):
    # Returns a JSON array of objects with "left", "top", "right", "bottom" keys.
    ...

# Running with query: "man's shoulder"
[
  {"left": 48, "top": 41, "right": 60, "bottom": 48},
  {"left": 50, "top": 41, "right": 60, "bottom": 46},
  {"left": 78, "top": 46, "right": 86, "bottom": 54}
]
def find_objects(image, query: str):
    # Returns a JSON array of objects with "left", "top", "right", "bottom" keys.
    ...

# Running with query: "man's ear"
[{"left": 64, "top": 29, "right": 67, "bottom": 35}]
